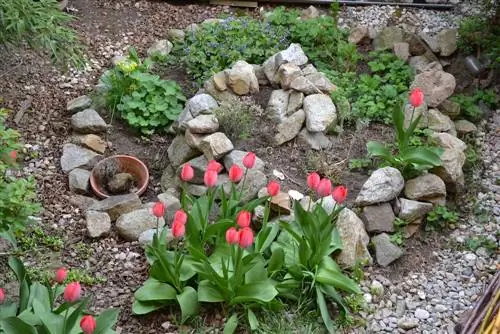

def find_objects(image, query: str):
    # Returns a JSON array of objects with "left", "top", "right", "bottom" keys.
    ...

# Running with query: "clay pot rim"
[{"left": 90, "top": 154, "right": 149, "bottom": 199}]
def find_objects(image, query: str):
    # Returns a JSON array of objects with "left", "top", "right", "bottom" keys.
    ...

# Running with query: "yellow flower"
[{"left": 117, "top": 60, "right": 138, "bottom": 73}]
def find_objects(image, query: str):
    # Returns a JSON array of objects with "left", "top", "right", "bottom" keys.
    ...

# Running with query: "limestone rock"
[
  {"left": 85, "top": 211, "right": 111, "bottom": 238},
  {"left": 289, "top": 76, "right": 320, "bottom": 95},
  {"left": 160, "top": 164, "right": 181, "bottom": 192},
  {"left": 335, "top": 208, "right": 372, "bottom": 269},
  {"left": 68, "top": 168, "right": 91, "bottom": 195},
  {"left": 361, "top": 203, "right": 396, "bottom": 233},
  {"left": 187, "top": 184, "right": 208, "bottom": 197},
  {"left": 275, "top": 43, "right": 308, "bottom": 68},
  {"left": 303, "top": 94, "right": 337, "bottom": 132},
  {"left": 186, "top": 115, "right": 219, "bottom": 134},
  {"left": 372, "top": 233, "right": 404, "bottom": 267},
  {"left": 60, "top": 144, "right": 102, "bottom": 174},
  {"left": 297, "top": 129, "right": 332, "bottom": 150},
  {"left": 203, "top": 78, "right": 236, "bottom": 103},
  {"left": 348, "top": 26, "right": 368, "bottom": 45},
  {"left": 277, "top": 63, "right": 302, "bottom": 90},
  {"left": 167, "top": 135, "right": 200, "bottom": 169},
  {"left": 185, "top": 94, "right": 219, "bottom": 118},
  {"left": 73, "top": 134, "right": 107, "bottom": 154},
  {"left": 355, "top": 167, "right": 404, "bottom": 206},
  {"left": 454, "top": 119, "right": 477, "bottom": 135},
  {"left": 301, "top": 5, "right": 320, "bottom": 19},
  {"left": 116, "top": 208, "right": 165, "bottom": 241},
  {"left": 396, "top": 198, "right": 433, "bottom": 222},
  {"left": 431, "top": 132, "right": 467, "bottom": 152},
  {"left": 412, "top": 70, "right": 456, "bottom": 107},
  {"left": 262, "top": 54, "right": 280, "bottom": 86},
  {"left": 305, "top": 72, "right": 336, "bottom": 94},
  {"left": 71, "top": 109, "right": 107, "bottom": 134},
  {"left": 405, "top": 32, "right": 428, "bottom": 56},
  {"left": 157, "top": 192, "right": 181, "bottom": 221},
  {"left": 67, "top": 95, "right": 92, "bottom": 113},
  {"left": 404, "top": 174, "right": 447, "bottom": 200},
  {"left": 436, "top": 29, "right": 457, "bottom": 57},
  {"left": 68, "top": 194, "right": 98, "bottom": 212},
  {"left": 393, "top": 42, "right": 410, "bottom": 61},
  {"left": 184, "top": 128, "right": 207, "bottom": 149},
  {"left": 147, "top": 39, "right": 173, "bottom": 57},
  {"left": 404, "top": 103, "right": 428, "bottom": 128},
  {"left": 266, "top": 89, "right": 290, "bottom": 122},
  {"left": 199, "top": 132, "right": 234, "bottom": 160},
  {"left": 431, "top": 148, "right": 466, "bottom": 190},
  {"left": 225, "top": 60, "right": 259, "bottom": 95},
  {"left": 252, "top": 64, "right": 269, "bottom": 86},
  {"left": 222, "top": 150, "right": 265, "bottom": 172},
  {"left": 213, "top": 71, "right": 227, "bottom": 91},
  {"left": 301, "top": 64, "right": 318, "bottom": 76},
  {"left": 427, "top": 109, "right": 453, "bottom": 132},
  {"left": 275, "top": 109, "right": 306, "bottom": 145},
  {"left": 374, "top": 26, "right": 404, "bottom": 50},
  {"left": 418, "top": 32, "right": 440, "bottom": 53},
  {"left": 287, "top": 91, "right": 304, "bottom": 116},
  {"left": 270, "top": 192, "right": 291, "bottom": 215},
  {"left": 167, "top": 29, "right": 185, "bottom": 41},
  {"left": 438, "top": 99, "right": 461, "bottom": 119},
  {"left": 89, "top": 193, "right": 142, "bottom": 221}
]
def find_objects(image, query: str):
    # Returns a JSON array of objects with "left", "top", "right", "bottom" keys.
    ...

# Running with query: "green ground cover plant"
[
  {"left": 450, "top": 89, "right": 498, "bottom": 122},
  {"left": 425, "top": 205, "right": 458, "bottom": 231}
]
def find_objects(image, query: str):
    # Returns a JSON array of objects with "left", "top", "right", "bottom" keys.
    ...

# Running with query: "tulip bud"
[
  {"left": 238, "top": 227, "right": 254, "bottom": 248},
  {"left": 409, "top": 88, "right": 424, "bottom": 108},
  {"left": 173, "top": 209, "right": 188, "bottom": 225},
  {"left": 63, "top": 282, "right": 81, "bottom": 302},
  {"left": 242, "top": 152, "right": 256, "bottom": 169},
  {"left": 0, "top": 288, "right": 5, "bottom": 303},
  {"left": 9, "top": 150, "right": 17, "bottom": 161},
  {"left": 152, "top": 201, "right": 165, "bottom": 218},
  {"left": 225, "top": 227, "right": 239, "bottom": 245},
  {"left": 228, "top": 165, "right": 244, "bottom": 183},
  {"left": 204, "top": 170, "right": 218, "bottom": 188},
  {"left": 80, "top": 315, "right": 97, "bottom": 334},
  {"left": 267, "top": 180, "right": 280, "bottom": 197},
  {"left": 207, "top": 160, "right": 223, "bottom": 173},
  {"left": 172, "top": 220, "right": 185, "bottom": 239},
  {"left": 316, "top": 178, "right": 332, "bottom": 198},
  {"left": 307, "top": 172, "right": 321, "bottom": 191},
  {"left": 332, "top": 185, "right": 348, "bottom": 204},
  {"left": 55, "top": 267, "right": 68, "bottom": 284},
  {"left": 180, "top": 163, "right": 194, "bottom": 182},
  {"left": 236, "top": 210, "right": 251, "bottom": 228}
]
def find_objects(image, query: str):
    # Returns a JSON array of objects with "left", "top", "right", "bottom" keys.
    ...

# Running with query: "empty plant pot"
[{"left": 90, "top": 155, "right": 149, "bottom": 199}]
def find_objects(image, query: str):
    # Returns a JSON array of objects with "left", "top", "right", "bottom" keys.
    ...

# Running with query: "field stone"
[
  {"left": 277, "top": 63, "right": 302, "bottom": 89},
  {"left": 301, "top": 64, "right": 318, "bottom": 76},
  {"left": 393, "top": 42, "right": 410, "bottom": 61},
  {"left": 373, "top": 26, "right": 403, "bottom": 50},
  {"left": 85, "top": 211, "right": 111, "bottom": 238},
  {"left": 301, "top": 5, "right": 320, "bottom": 19},
  {"left": 289, "top": 76, "right": 320, "bottom": 95},
  {"left": 67, "top": 95, "right": 92, "bottom": 113},
  {"left": 397, "top": 318, "right": 419, "bottom": 330},
  {"left": 222, "top": 150, "right": 265, "bottom": 172},
  {"left": 225, "top": 60, "right": 259, "bottom": 95},
  {"left": 167, "top": 29, "right": 185, "bottom": 41},
  {"left": 185, "top": 129, "right": 207, "bottom": 149},
  {"left": 303, "top": 94, "right": 337, "bottom": 132},
  {"left": 116, "top": 208, "right": 165, "bottom": 241},
  {"left": 438, "top": 99, "right": 461, "bottom": 119},
  {"left": 418, "top": 32, "right": 440, "bottom": 53},
  {"left": 287, "top": 91, "right": 304, "bottom": 116},
  {"left": 160, "top": 164, "right": 181, "bottom": 192},
  {"left": 275, "top": 109, "right": 306, "bottom": 145},
  {"left": 405, "top": 32, "right": 428, "bottom": 56},
  {"left": 348, "top": 26, "right": 368, "bottom": 44},
  {"left": 427, "top": 109, "right": 453, "bottom": 132},
  {"left": 396, "top": 198, "right": 433, "bottom": 222},
  {"left": 89, "top": 193, "right": 141, "bottom": 221},
  {"left": 371, "top": 233, "right": 404, "bottom": 267},
  {"left": 186, "top": 93, "right": 219, "bottom": 117},
  {"left": 157, "top": 192, "right": 181, "bottom": 221},
  {"left": 297, "top": 129, "right": 332, "bottom": 150},
  {"left": 404, "top": 174, "right": 447, "bottom": 200},
  {"left": 266, "top": 89, "right": 290, "bottom": 122},
  {"left": 361, "top": 203, "right": 396, "bottom": 233},
  {"left": 199, "top": 132, "right": 234, "bottom": 160},
  {"left": 431, "top": 132, "right": 466, "bottom": 152},
  {"left": 411, "top": 70, "right": 456, "bottom": 107},
  {"left": 436, "top": 29, "right": 457, "bottom": 56},
  {"left": 455, "top": 119, "right": 477, "bottom": 135},
  {"left": 431, "top": 148, "right": 466, "bottom": 190},
  {"left": 139, "top": 228, "right": 174, "bottom": 246},
  {"left": 147, "top": 39, "right": 173, "bottom": 57},
  {"left": 275, "top": 43, "right": 308, "bottom": 68},
  {"left": 71, "top": 109, "right": 107, "bottom": 134},
  {"left": 68, "top": 168, "right": 91, "bottom": 195},
  {"left": 304, "top": 73, "right": 336, "bottom": 94},
  {"left": 186, "top": 115, "right": 219, "bottom": 134},
  {"left": 355, "top": 167, "right": 404, "bottom": 206},
  {"left": 167, "top": 135, "right": 200, "bottom": 169},
  {"left": 187, "top": 184, "right": 208, "bottom": 197},
  {"left": 69, "top": 194, "right": 98, "bottom": 211},
  {"left": 335, "top": 208, "right": 372, "bottom": 269},
  {"left": 252, "top": 64, "right": 269, "bottom": 86},
  {"left": 204, "top": 79, "right": 238, "bottom": 103},
  {"left": 73, "top": 134, "right": 107, "bottom": 154},
  {"left": 107, "top": 173, "right": 134, "bottom": 194},
  {"left": 60, "top": 143, "right": 102, "bottom": 173},
  {"left": 213, "top": 71, "right": 227, "bottom": 91}
]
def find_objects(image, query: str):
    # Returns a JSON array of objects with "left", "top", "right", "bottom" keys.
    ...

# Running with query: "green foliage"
[
  {"left": 180, "top": 17, "right": 290, "bottom": 83},
  {"left": 390, "top": 218, "right": 408, "bottom": 247},
  {"left": 26, "top": 268, "right": 106, "bottom": 286},
  {"left": 0, "top": 0, "right": 84, "bottom": 68},
  {"left": 464, "top": 235, "right": 498, "bottom": 254},
  {"left": 99, "top": 49, "right": 186, "bottom": 135},
  {"left": 213, "top": 97, "right": 257, "bottom": 140},
  {"left": 348, "top": 158, "right": 372, "bottom": 171},
  {"left": 458, "top": 15, "right": 500, "bottom": 67},
  {"left": 451, "top": 89, "right": 498, "bottom": 122},
  {"left": 425, "top": 205, "right": 458, "bottom": 231},
  {"left": 0, "top": 109, "right": 41, "bottom": 245},
  {"left": 16, "top": 226, "right": 63, "bottom": 253}
]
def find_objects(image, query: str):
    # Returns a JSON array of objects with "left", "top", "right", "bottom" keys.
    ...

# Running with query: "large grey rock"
[
  {"left": 222, "top": 150, "right": 265, "bottom": 172},
  {"left": 116, "top": 208, "right": 165, "bottom": 241},
  {"left": 432, "top": 148, "right": 466, "bottom": 190},
  {"left": 427, "top": 109, "right": 453, "bottom": 132},
  {"left": 160, "top": 164, "right": 181, "bottom": 192},
  {"left": 60, "top": 144, "right": 102, "bottom": 173},
  {"left": 404, "top": 174, "right": 447, "bottom": 200},
  {"left": 438, "top": 99, "right": 461, "bottom": 119},
  {"left": 431, "top": 132, "right": 467, "bottom": 152},
  {"left": 304, "top": 73, "right": 336, "bottom": 94},
  {"left": 262, "top": 54, "right": 280, "bottom": 86},
  {"left": 393, "top": 42, "right": 410, "bottom": 61},
  {"left": 287, "top": 91, "right": 304, "bottom": 116},
  {"left": 372, "top": 233, "right": 404, "bottom": 267},
  {"left": 348, "top": 26, "right": 368, "bottom": 45},
  {"left": 411, "top": 70, "right": 456, "bottom": 107},
  {"left": 303, "top": 94, "right": 337, "bottom": 132},
  {"left": 157, "top": 192, "right": 181, "bottom": 221},
  {"left": 67, "top": 95, "right": 92, "bottom": 113},
  {"left": 147, "top": 39, "right": 173, "bottom": 57},
  {"left": 454, "top": 119, "right": 477, "bottom": 135},
  {"left": 186, "top": 115, "right": 219, "bottom": 134},
  {"left": 262, "top": 44, "right": 308, "bottom": 85},
  {"left": 289, "top": 76, "right": 320, "bottom": 95},
  {"left": 199, "top": 132, "right": 234, "bottom": 160},
  {"left": 69, "top": 195, "right": 98, "bottom": 212},
  {"left": 297, "top": 129, "right": 332, "bottom": 150},
  {"left": 355, "top": 167, "right": 404, "bottom": 206},
  {"left": 184, "top": 129, "right": 207, "bottom": 149},
  {"left": 266, "top": 89, "right": 290, "bottom": 122},
  {"left": 68, "top": 168, "right": 90, "bottom": 195},
  {"left": 436, "top": 29, "right": 457, "bottom": 57},
  {"left": 275, "top": 109, "right": 306, "bottom": 145},
  {"left": 277, "top": 63, "right": 302, "bottom": 90},
  {"left": 361, "top": 203, "right": 395, "bottom": 233},
  {"left": 374, "top": 26, "right": 404, "bottom": 50},
  {"left": 396, "top": 198, "right": 433, "bottom": 222},
  {"left": 405, "top": 32, "right": 428, "bottom": 56},
  {"left": 335, "top": 208, "right": 372, "bottom": 269},
  {"left": 167, "top": 135, "right": 200, "bottom": 169},
  {"left": 203, "top": 79, "right": 236, "bottom": 103},
  {"left": 225, "top": 60, "right": 259, "bottom": 95},
  {"left": 185, "top": 94, "right": 219, "bottom": 117},
  {"left": 85, "top": 211, "right": 111, "bottom": 238},
  {"left": 71, "top": 109, "right": 107, "bottom": 134},
  {"left": 89, "top": 193, "right": 142, "bottom": 221},
  {"left": 418, "top": 32, "right": 440, "bottom": 53}
]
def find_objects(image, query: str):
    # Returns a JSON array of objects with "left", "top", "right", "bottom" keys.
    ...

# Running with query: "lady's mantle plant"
[{"left": 133, "top": 152, "right": 360, "bottom": 333}]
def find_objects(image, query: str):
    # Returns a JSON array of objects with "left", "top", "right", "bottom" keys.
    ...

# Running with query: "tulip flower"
[
  {"left": 9, "top": 150, "right": 17, "bottom": 160},
  {"left": 228, "top": 165, "right": 243, "bottom": 183},
  {"left": 207, "top": 160, "right": 223, "bottom": 173},
  {"left": 307, "top": 172, "right": 321, "bottom": 190},
  {"left": 204, "top": 170, "right": 218, "bottom": 188},
  {"left": 242, "top": 152, "right": 256, "bottom": 169},
  {"left": 55, "top": 267, "right": 68, "bottom": 284},
  {"left": 267, "top": 180, "right": 280, "bottom": 197},
  {"left": 236, "top": 210, "right": 251, "bottom": 228},
  {"left": 0, "top": 288, "right": 5, "bottom": 303},
  {"left": 316, "top": 178, "right": 332, "bottom": 197},
  {"left": 63, "top": 282, "right": 81, "bottom": 302},
  {"left": 173, "top": 209, "right": 188, "bottom": 225},
  {"left": 80, "top": 315, "right": 97, "bottom": 334},
  {"left": 409, "top": 88, "right": 424, "bottom": 108},
  {"left": 225, "top": 227, "right": 239, "bottom": 245},
  {"left": 238, "top": 227, "right": 254, "bottom": 248},
  {"left": 180, "top": 163, "right": 194, "bottom": 182},
  {"left": 332, "top": 185, "right": 348, "bottom": 204},
  {"left": 152, "top": 202, "right": 165, "bottom": 218},
  {"left": 172, "top": 220, "right": 185, "bottom": 239}
]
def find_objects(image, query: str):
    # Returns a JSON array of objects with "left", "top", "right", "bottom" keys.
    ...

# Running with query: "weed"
[
  {"left": 27, "top": 267, "right": 106, "bottom": 285},
  {"left": 348, "top": 158, "right": 372, "bottom": 171},
  {"left": 389, "top": 218, "right": 408, "bottom": 247},
  {"left": 329, "top": 0, "right": 340, "bottom": 22},
  {"left": 305, "top": 151, "right": 341, "bottom": 184},
  {"left": 457, "top": 15, "right": 500, "bottom": 67},
  {"left": 450, "top": 89, "right": 498, "bottom": 123},
  {"left": 70, "top": 241, "right": 93, "bottom": 260},
  {"left": 16, "top": 226, "right": 64, "bottom": 253},
  {"left": 425, "top": 205, "right": 458, "bottom": 231},
  {"left": 464, "top": 236, "right": 497, "bottom": 254},
  {"left": 213, "top": 97, "right": 258, "bottom": 140}
]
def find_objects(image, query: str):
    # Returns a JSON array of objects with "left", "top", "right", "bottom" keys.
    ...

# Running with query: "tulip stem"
[{"left": 62, "top": 307, "right": 69, "bottom": 333}]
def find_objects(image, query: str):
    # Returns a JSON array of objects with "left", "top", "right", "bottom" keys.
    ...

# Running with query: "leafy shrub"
[
  {"left": 99, "top": 49, "right": 186, "bottom": 135},
  {"left": 450, "top": 89, "right": 498, "bottom": 122},
  {"left": 0, "top": 109, "right": 40, "bottom": 245},
  {"left": 180, "top": 17, "right": 290, "bottom": 83},
  {"left": 0, "top": 0, "right": 84, "bottom": 68},
  {"left": 213, "top": 97, "right": 258, "bottom": 140},
  {"left": 425, "top": 205, "right": 458, "bottom": 231}
]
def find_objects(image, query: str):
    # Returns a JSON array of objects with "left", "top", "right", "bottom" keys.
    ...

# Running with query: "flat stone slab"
[
  {"left": 71, "top": 109, "right": 107, "bottom": 134},
  {"left": 67, "top": 95, "right": 92, "bottom": 113},
  {"left": 86, "top": 210, "right": 111, "bottom": 238},
  {"left": 88, "top": 193, "right": 142, "bottom": 221},
  {"left": 60, "top": 143, "right": 102, "bottom": 174}
]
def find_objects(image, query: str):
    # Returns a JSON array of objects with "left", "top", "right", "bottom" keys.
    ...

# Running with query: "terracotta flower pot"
[{"left": 90, "top": 155, "right": 149, "bottom": 199}]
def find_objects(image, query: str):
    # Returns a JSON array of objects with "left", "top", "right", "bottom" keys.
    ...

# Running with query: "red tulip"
[
  {"left": 207, "top": 160, "right": 223, "bottom": 173},
  {"left": 267, "top": 180, "right": 280, "bottom": 197},
  {"left": 225, "top": 227, "right": 239, "bottom": 245},
  {"left": 152, "top": 202, "right": 165, "bottom": 218},
  {"left": 228, "top": 165, "right": 244, "bottom": 183},
  {"left": 173, "top": 209, "right": 188, "bottom": 225},
  {"left": 242, "top": 152, "right": 256, "bottom": 169},
  {"left": 0, "top": 288, "right": 5, "bottom": 303},
  {"left": 63, "top": 282, "right": 81, "bottom": 302},
  {"left": 236, "top": 210, "right": 251, "bottom": 228},
  {"left": 307, "top": 172, "right": 321, "bottom": 190},
  {"left": 316, "top": 178, "right": 332, "bottom": 197},
  {"left": 238, "top": 227, "right": 254, "bottom": 248},
  {"left": 332, "top": 185, "right": 348, "bottom": 204},
  {"left": 172, "top": 220, "right": 185, "bottom": 238},
  {"left": 180, "top": 163, "right": 194, "bottom": 182},
  {"left": 55, "top": 267, "right": 68, "bottom": 284},
  {"left": 80, "top": 315, "right": 97, "bottom": 334},
  {"left": 204, "top": 170, "right": 218, "bottom": 188},
  {"left": 9, "top": 150, "right": 17, "bottom": 160},
  {"left": 409, "top": 88, "right": 424, "bottom": 108}
]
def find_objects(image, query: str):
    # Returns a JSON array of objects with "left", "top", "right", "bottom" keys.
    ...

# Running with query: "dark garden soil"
[{"left": 0, "top": 0, "right": 490, "bottom": 333}]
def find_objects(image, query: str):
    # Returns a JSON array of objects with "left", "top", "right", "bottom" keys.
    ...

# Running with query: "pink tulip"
[
  {"left": 180, "top": 163, "right": 194, "bottom": 182},
  {"left": 0, "top": 288, "right": 5, "bottom": 303},
  {"left": 63, "top": 282, "right": 81, "bottom": 302},
  {"left": 236, "top": 210, "right": 251, "bottom": 228},
  {"left": 332, "top": 185, "right": 348, "bottom": 204},
  {"left": 307, "top": 172, "right": 321, "bottom": 191},
  {"left": 204, "top": 170, "right": 218, "bottom": 188},
  {"left": 238, "top": 227, "right": 254, "bottom": 248},
  {"left": 267, "top": 181, "right": 280, "bottom": 197},
  {"left": 207, "top": 160, "right": 223, "bottom": 173},
  {"left": 316, "top": 178, "right": 332, "bottom": 197},
  {"left": 242, "top": 152, "right": 256, "bottom": 169},
  {"left": 228, "top": 165, "right": 244, "bottom": 183},
  {"left": 173, "top": 209, "right": 188, "bottom": 225},
  {"left": 225, "top": 227, "right": 239, "bottom": 245},
  {"left": 55, "top": 267, "right": 68, "bottom": 284},
  {"left": 409, "top": 88, "right": 424, "bottom": 108},
  {"left": 80, "top": 315, "right": 97, "bottom": 334},
  {"left": 152, "top": 202, "right": 165, "bottom": 218},
  {"left": 172, "top": 220, "right": 185, "bottom": 238}
]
